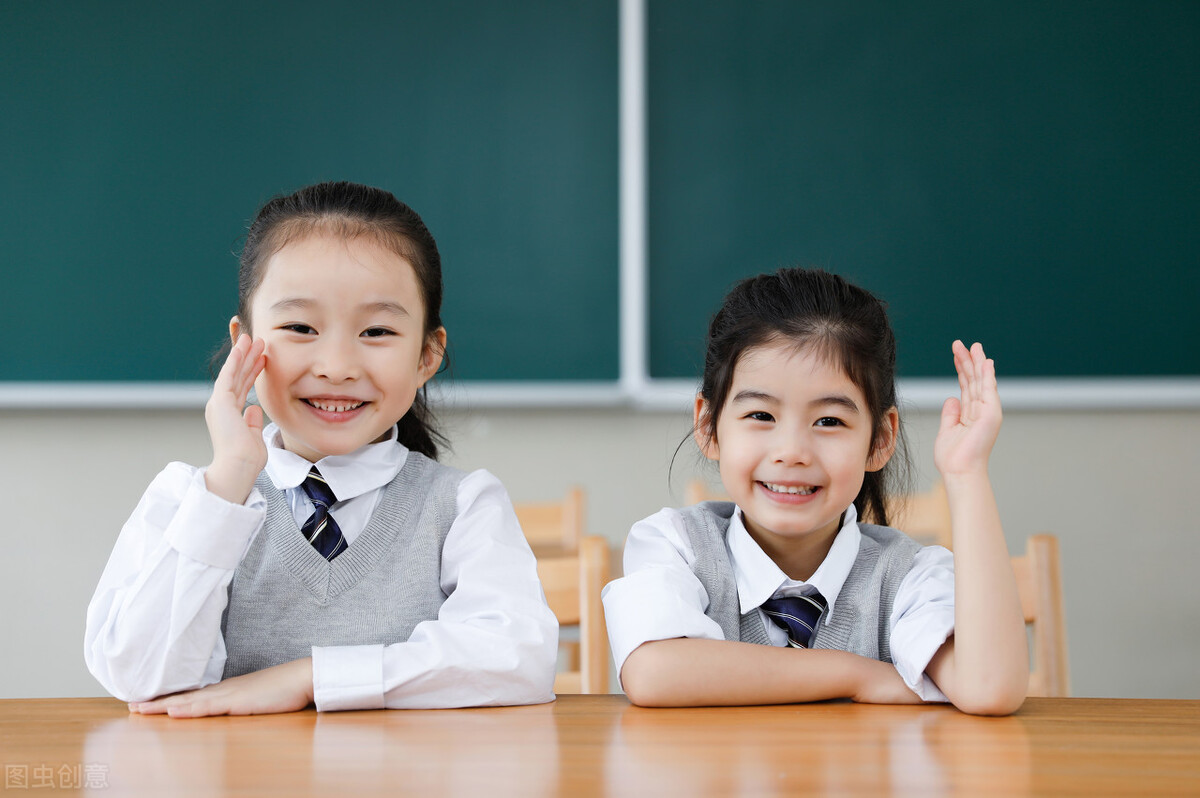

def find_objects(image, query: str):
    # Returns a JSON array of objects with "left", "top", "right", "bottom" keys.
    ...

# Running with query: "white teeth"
[
  {"left": 762, "top": 482, "right": 817, "bottom": 495},
  {"left": 308, "top": 399, "right": 364, "bottom": 413}
]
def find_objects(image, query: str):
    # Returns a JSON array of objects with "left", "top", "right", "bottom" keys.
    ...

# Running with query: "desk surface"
[{"left": 2, "top": 695, "right": 1197, "bottom": 796}]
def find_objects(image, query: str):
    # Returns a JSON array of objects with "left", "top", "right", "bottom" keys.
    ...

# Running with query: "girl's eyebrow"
[
  {"left": 269, "top": 297, "right": 315, "bottom": 312},
  {"left": 266, "top": 298, "right": 410, "bottom": 317},
  {"left": 730, "top": 389, "right": 776, "bottom": 404},
  {"left": 364, "top": 301, "right": 410, "bottom": 318},
  {"left": 812, "top": 394, "right": 861, "bottom": 413},
  {"left": 730, "top": 389, "right": 861, "bottom": 414}
]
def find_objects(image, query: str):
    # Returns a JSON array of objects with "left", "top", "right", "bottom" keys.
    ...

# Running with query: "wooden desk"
[{"left": 2, "top": 695, "right": 1197, "bottom": 795}]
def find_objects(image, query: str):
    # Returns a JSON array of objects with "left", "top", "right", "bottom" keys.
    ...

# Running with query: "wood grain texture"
[{"left": 3, "top": 696, "right": 1197, "bottom": 796}]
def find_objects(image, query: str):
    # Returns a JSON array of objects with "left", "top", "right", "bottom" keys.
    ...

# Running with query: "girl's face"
[
  {"left": 232, "top": 233, "right": 444, "bottom": 463},
  {"left": 695, "top": 340, "right": 896, "bottom": 573}
]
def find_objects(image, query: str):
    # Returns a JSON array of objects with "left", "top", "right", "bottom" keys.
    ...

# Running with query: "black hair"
[
  {"left": 224, "top": 180, "right": 448, "bottom": 459},
  {"left": 695, "top": 267, "right": 910, "bottom": 525}
]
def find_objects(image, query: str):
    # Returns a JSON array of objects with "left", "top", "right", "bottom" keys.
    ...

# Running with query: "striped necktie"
[
  {"left": 299, "top": 467, "right": 347, "bottom": 561},
  {"left": 760, "top": 591, "right": 828, "bottom": 648}
]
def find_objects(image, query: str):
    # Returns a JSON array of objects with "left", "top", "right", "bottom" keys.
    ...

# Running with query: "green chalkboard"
[
  {"left": 1, "top": 1, "right": 618, "bottom": 383},
  {"left": 647, "top": 1, "right": 1200, "bottom": 379},
  {"left": 6, "top": 2, "right": 1197, "bottom": 388}
]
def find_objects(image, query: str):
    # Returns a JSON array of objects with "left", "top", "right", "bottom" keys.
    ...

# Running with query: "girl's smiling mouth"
[
  {"left": 303, "top": 398, "right": 367, "bottom": 413},
  {"left": 759, "top": 481, "right": 819, "bottom": 496}
]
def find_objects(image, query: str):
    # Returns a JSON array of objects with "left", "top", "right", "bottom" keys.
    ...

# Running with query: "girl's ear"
[
  {"left": 229, "top": 316, "right": 245, "bottom": 344},
  {"left": 693, "top": 395, "right": 720, "bottom": 461},
  {"left": 416, "top": 327, "right": 447, "bottom": 386},
  {"left": 867, "top": 406, "right": 900, "bottom": 472}
]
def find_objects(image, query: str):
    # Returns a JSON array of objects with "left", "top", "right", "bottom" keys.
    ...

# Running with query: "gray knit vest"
[
  {"left": 677, "top": 502, "right": 921, "bottom": 663},
  {"left": 221, "top": 451, "right": 463, "bottom": 678}
]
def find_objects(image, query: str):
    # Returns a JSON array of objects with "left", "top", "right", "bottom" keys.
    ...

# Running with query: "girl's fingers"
[
  {"left": 953, "top": 340, "right": 977, "bottom": 420},
  {"left": 234, "top": 340, "right": 266, "bottom": 402},
  {"left": 971, "top": 343, "right": 987, "bottom": 403},
  {"left": 950, "top": 341, "right": 999, "bottom": 425},
  {"left": 243, "top": 404, "right": 264, "bottom": 434},
  {"left": 218, "top": 336, "right": 265, "bottom": 405},
  {"left": 952, "top": 340, "right": 970, "bottom": 400},
  {"left": 214, "top": 335, "right": 247, "bottom": 390},
  {"left": 939, "top": 396, "right": 961, "bottom": 435}
]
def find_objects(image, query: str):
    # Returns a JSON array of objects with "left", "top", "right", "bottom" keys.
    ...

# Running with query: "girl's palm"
[
  {"left": 934, "top": 341, "right": 1002, "bottom": 478},
  {"left": 205, "top": 335, "right": 268, "bottom": 486}
]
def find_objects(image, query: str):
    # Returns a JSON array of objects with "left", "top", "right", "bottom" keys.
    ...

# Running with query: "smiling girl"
[
  {"left": 85, "top": 182, "right": 557, "bottom": 716},
  {"left": 602, "top": 268, "right": 1028, "bottom": 715}
]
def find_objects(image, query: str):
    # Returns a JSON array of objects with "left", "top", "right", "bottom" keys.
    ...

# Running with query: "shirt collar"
[
  {"left": 728, "top": 504, "right": 863, "bottom": 624},
  {"left": 262, "top": 423, "right": 408, "bottom": 502}
]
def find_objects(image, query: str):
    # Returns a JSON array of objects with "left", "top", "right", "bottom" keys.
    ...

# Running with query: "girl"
[
  {"left": 85, "top": 181, "right": 558, "bottom": 716},
  {"left": 602, "top": 268, "right": 1028, "bottom": 715}
]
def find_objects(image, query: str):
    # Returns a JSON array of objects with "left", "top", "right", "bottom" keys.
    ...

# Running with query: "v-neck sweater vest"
[
  {"left": 677, "top": 501, "right": 921, "bottom": 663},
  {"left": 221, "top": 451, "right": 464, "bottom": 679}
]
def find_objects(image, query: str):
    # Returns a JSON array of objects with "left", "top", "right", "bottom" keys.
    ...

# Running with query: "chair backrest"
[
  {"left": 685, "top": 480, "right": 1070, "bottom": 697},
  {"left": 514, "top": 487, "right": 610, "bottom": 694},
  {"left": 1012, "top": 533, "right": 1070, "bottom": 697},
  {"left": 886, "top": 480, "right": 953, "bottom": 549},
  {"left": 535, "top": 536, "right": 610, "bottom": 694},
  {"left": 516, "top": 485, "right": 585, "bottom": 555}
]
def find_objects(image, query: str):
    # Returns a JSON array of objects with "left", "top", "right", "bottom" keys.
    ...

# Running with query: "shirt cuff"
[
  {"left": 893, "top": 621, "right": 952, "bottom": 703},
  {"left": 602, "top": 575, "right": 726, "bottom": 682},
  {"left": 312, "top": 645, "right": 386, "bottom": 711},
  {"left": 164, "top": 469, "right": 265, "bottom": 570}
]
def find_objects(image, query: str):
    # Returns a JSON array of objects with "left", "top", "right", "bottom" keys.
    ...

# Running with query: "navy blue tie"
[
  {"left": 760, "top": 591, "right": 828, "bottom": 648},
  {"left": 299, "top": 467, "right": 347, "bottom": 561}
]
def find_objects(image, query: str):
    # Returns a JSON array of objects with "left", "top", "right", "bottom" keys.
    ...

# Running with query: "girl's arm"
[
  {"left": 134, "top": 470, "right": 558, "bottom": 716},
  {"left": 367, "top": 469, "right": 558, "bottom": 709},
  {"left": 621, "top": 638, "right": 922, "bottom": 707},
  {"left": 86, "top": 336, "right": 270, "bottom": 704},
  {"left": 603, "top": 510, "right": 922, "bottom": 707},
  {"left": 84, "top": 464, "right": 266, "bottom": 702},
  {"left": 924, "top": 341, "right": 1029, "bottom": 715}
]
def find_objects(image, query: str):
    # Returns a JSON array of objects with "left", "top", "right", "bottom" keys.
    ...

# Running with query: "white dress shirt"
[
  {"left": 85, "top": 424, "right": 558, "bottom": 711},
  {"left": 601, "top": 504, "right": 955, "bottom": 701}
]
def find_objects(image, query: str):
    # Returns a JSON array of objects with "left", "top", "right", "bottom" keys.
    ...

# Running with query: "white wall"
[{"left": 3, "top": 403, "right": 1197, "bottom": 699}]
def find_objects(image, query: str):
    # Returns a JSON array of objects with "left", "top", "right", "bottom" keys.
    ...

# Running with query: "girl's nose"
[
  {"left": 312, "top": 336, "right": 362, "bottom": 382},
  {"left": 771, "top": 429, "right": 812, "bottom": 465}
]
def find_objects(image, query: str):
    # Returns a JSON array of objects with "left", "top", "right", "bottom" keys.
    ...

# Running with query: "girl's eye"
[
  {"left": 361, "top": 327, "right": 395, "bottom": 338},
  {"left": 746, "top": 411, "right": 774, "bottom": 422},
  {"left": 815, "top": 417, "right": 844, "bottom": 427},
  {"left": 281, "top": 323, "right": 315, "bottom": 335}
]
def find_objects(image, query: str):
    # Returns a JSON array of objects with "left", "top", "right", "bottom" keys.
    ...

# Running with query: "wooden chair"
[
  {"left": 535, "top": 537, "right": 610, "bottom": 694},
  {"left": 887, "top": 480, "right": 953, "bottom": 549},
  {"left": 1012, "top": 533, "right": 1070, "bottom": 697},
  {"left": 516, "top": 485, "right": 585, "bottom": 556},
  {"left": 514, "top": 488, "right": 610, "bottom": 694},
  {"left": 684, "top": 480, "right": 1070, "bottom": 697}
]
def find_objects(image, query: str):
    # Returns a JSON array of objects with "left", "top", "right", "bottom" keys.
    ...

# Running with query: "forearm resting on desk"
[{"left": 620, "top": 638, "right": 922, "bottom": 707}]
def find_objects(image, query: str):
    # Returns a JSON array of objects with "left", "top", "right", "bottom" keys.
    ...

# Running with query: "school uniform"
[
  {"left": 601, "top": 503, "right": 955, "bottom": 701},
  {"left": 85, "top": 424, "right": 558, "bottom": 711}
]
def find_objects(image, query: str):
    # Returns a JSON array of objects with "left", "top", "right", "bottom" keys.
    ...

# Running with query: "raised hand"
[
  {"left": 204, "top": 334, "right": 268, "bottom": 503},
  {"left": 934, "top": 341, "right": 1002, "bottom": 479},
  {"left": 128, "top": 658, "right": 314, "bottom": 718}
]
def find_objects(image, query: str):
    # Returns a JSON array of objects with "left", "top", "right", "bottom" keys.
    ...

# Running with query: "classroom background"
[{"left": 2, "top": 1, "right": 1197, "bottom": 700}]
